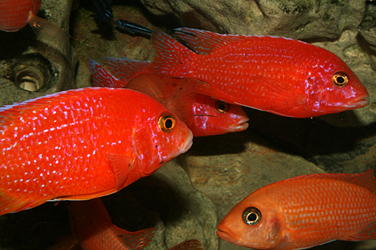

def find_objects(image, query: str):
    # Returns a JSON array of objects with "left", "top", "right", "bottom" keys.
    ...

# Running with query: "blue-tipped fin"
[{"left": 115, "top": 20, "right": 153, "bottom": 38}]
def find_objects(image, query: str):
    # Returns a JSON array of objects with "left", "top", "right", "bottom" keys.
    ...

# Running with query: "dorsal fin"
[
  {"left": 174, "top": 27, "right": 244, "bottom": 55},
  {"left": 285, "top": 169, "right": 376, "bottom": 192}
]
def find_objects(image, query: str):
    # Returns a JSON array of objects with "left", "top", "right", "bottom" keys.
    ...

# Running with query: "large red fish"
[
  {"left": 150, "top": 28, "right": 369, "bottom": 118},
  {"left": 217, "top": 170, "right": 376, "bottom": 250},
  {"left": 89, "top": 58, "right": 249, "bottom": 137},
  {"left": 0, "top": 87, "right": 193, "bottom": 216},
  {"left": 0, "top": 0, "right": 41, "bottom": 32},
  {"left": 69, "top": 198, "right": 204, "bottom": 250}
]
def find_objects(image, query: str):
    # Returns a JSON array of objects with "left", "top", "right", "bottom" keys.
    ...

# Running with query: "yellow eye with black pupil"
[
  {"left": 158, "top": 114, "right": 176, "bottom": 133},
  {"left": 215, "top": 101, "right": 230, "bottom": 113},
  {"left": 243, "top": 207, "right": 261, "bottom": 225},
  {"left": 332, "top": 72, "right": 349, "bottom": 87}
]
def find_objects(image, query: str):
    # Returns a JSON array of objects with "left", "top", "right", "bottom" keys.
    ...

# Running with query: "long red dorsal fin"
[
  {"left": 174, "top": 27, "right": 244, "bottom": 55},
  {"left": 285, "top": 169, "right": 376, "bottom": 192}
]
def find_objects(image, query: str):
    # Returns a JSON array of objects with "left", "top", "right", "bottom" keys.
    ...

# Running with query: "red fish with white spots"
[
  {"left": 0, "top": 87, "right": 193, "bottom": 216},
  {"left": 0, "top": 0, "right": 41, "bottom": 32},
  {"left": 150, "top": 28, "right": 369, "bottom": 118},
  {"left": 89, "top": 58, "right": 249, "bottom": 136},
  {"left": 217, "top": 170, "right": 376, "bottom": 250}
]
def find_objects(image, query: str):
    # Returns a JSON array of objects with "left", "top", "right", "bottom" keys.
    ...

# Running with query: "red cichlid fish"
[
  {"left": 69, "top": 199, "right": 203, "bottom": 250},
  {"left": 0, "top": 0, "right": 41, "bottom": 32},
  {"left": 217, "top": 169, "right": 376, "bottom": 250},
  {"left": 150, "top": 28, "right": 369, "bottom": 118},
  {"left": 0, "top": 87, "right": 193, "bottom": 216},
  {"left": 89, "top": 58, "right": 249, "bottom": 137}
]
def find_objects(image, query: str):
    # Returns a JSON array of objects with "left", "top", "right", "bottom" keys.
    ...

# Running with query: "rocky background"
[{"left": 0, "top": 0, "right": 376, "bottom": 249}]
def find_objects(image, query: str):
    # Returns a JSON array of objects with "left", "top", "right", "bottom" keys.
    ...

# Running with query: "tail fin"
[
  {"left": 169, "top": 239, "right": 203, "bottom": 250},
  {"left": 28, "top": 15, "right": 71, "bottom": 57},
  {"left": 151, "top": 30, "right": 195, "bottom": 77},
  {"left": 102, "top": 57, "right": 150, "bottom": 82},
  {"left": 88, "top": 59, "right": 127, "bottom": 88},
  {"left": 112, "top": 226, "right": 155, "bottom": 249}
]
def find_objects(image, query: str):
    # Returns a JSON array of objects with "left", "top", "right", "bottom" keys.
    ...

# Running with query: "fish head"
[
  {"left": 305, "top": 51, "right": 369, "bottom": 116},
  {"left": 217, "top": 192, "right": 285, "bottom": 249},
  {"left": 133, "top": 105, "right": 193, "bottom": 176},
  {"left": 188, "top": 95, "right": 249, "bottom": 136}
]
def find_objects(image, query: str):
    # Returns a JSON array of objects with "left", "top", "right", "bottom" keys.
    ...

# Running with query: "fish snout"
[
  {"left": 345, "top": 93, "right": 369, "bottom": 108},
  {"left": 229, "top": 117, "right": 249, "bottom": 132}
]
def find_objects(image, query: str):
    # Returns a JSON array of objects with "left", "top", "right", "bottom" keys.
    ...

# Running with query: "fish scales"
[
  {"left": 0, "top": 87, "right": 192, "bottom": 215},
  {"left": 217, "top": 170, "right": 376, "bottom": 250},
  {"left": 271, "top": 177, "right": 376, "bottom": 249}
]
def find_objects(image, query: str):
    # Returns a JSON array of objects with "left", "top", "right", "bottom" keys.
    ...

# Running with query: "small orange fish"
[
  {"left": 217, "top": 170, "right": 376, "bottom": 250},
  {"left": 89, "top": 58, "right": 249, "bottom": 137},
  {"left": 0, "top": 87, "right": 193, "bottom": 216},
  {"left": 69, "top": 198, "right": 203, "bottom": 250},
  {"left": 0, "top": 0, "right": 41, "bottom": 32}
]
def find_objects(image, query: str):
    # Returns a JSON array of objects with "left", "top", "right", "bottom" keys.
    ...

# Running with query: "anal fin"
[{"left": 0, "top": 188, "right": 46, "bottom": 216}]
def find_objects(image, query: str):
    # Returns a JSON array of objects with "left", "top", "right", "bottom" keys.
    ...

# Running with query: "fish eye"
[
  {"left": 158, "top": 113, "right": 176, "bottom": 133},
  {"left": 332, "top": 72, "right": 349, "bottom": 87},
  {"left": 215, "top": 101, "right": 230, "bottom": 113},
  {"left": 243, "top": 207, "right": 261, "bottom": 225}
]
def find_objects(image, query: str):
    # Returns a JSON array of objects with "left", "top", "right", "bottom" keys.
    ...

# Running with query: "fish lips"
[
  {"left": 228, "top": 118, "right": 249, "bottom": 132},
  {"left": 216, "top": 224, "right": 241, "bottom": 245},
  {"left": 344, "top": 94, "right": 369, "bottom": 108}
]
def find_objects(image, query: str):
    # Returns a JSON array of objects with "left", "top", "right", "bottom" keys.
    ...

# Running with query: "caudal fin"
[
  {"left": 151, "top": 30, "right": 195, "bottom": 77},
  {"left": 88, "top": 59, "right": 127, "bottom": 88},
  {"left": 113, "top": 226, "right": 156, "bottom": 249},
  {"left": 102, "top": 57, "right": 150, "bottom": 82},
  {"left": 169, "top": 239, "right": 203, "bottom": 250}
]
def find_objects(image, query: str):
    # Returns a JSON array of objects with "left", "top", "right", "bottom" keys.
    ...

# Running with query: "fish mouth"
[
  {"left": 344, "top": 94, "right": 369, "bottom": 108},
  {"left": 216, "top": 224, "right": 237, "bottom": 243},
  {"left": 181, "top": 130, "right": 194, "bottom": 153},
  {"left": 229, "top": 118, "right": 249, "bottom": 132}
]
